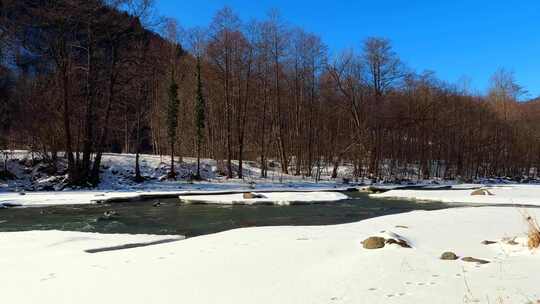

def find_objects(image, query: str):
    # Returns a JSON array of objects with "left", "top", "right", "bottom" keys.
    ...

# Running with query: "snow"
[
  {"left": 0, "top": 150, "right": 357, "bottom": 207},
  {"left": 372, "top": 184, "right": 540, "bottom": 206},
  {"left": 0, "top": 230, "right": 184, "bottom": 256},
  {"left": 1, "top": 206, "right": 539, "bottom": 303},
  {"left": 3, "top": 151, "right": 540, "bottom": 302},
  {"left": 0, "top": 188, "right": 353, "bottom": 208},
  {"left": 178, "top": 191, "right": 349, "bottom": 205},
  {"left": 0, "top": 151, "right": 354, "bottom": 193},
  {"left": 0, "top": 191, "right": 142, "bottom": 207}
]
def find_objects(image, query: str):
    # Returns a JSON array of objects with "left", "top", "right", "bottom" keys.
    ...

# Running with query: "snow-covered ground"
[
  {"left": 2, "top": 151, "right": 540, "bottom": 302},
  {"left": 178, "top": 191, "right": 349, "bottom": 205},
  {"left": 0, "top": 188, "right": 353, "bottom": 208},
  {"left": 0, "top": 151, "right": 352, "bottom": 192},
  {"left": 373, "top": 184, "right": 540, "bottom": 206},
  {"left": 0, "top": 151, "right": 357, "bottom": 207},
  {"left": 1, "top": 206, "right": 539, "bottom": 304}
]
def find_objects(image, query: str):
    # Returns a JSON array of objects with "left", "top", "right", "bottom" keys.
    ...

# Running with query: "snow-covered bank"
[
  {"left": 372, "top": 184, "right": 540, "bottom": 206},
  {"left": 0, "top": 187, "right": 353, "bottom": 208},
  {"left": 178, "top": 191, "right": 349, "bottom": 205},
  {"left": 0, "top": 191, "right": 142, "bottom": 208},
  {"left": 0, "top": 150, "right": 358, "bottom": 207},
  {"left": 1, "top": 206, "right": 539, "bottom": 304},
  {"left": 0, "top": 229, "right": 183, "bottom": 249},
  {"left": 0, "top": 151, "right": 354, "bottom": 193}
]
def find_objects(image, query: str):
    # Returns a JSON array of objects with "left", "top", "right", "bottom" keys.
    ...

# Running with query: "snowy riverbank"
[
  {"left": 0, "top": 187, "right": 352, "bottom": 208},
  {"left": 372, "top": 184, "right": 540, "bottom": 206},
  {"left": 0, "top": 150, "right": 357, "bottom": 207},
  {"left": 0, "top": 151, "right": 355, "bottom": 193},
  {"left": 178, "top": 191, "right": 349, "bottom": 205},
  {"left": 1, "top": 206, "right": 539, "bottom": 303}
]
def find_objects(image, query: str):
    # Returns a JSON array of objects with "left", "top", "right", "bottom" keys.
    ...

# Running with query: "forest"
[{"left": 1, "top": 0, "right": 539, "bottom": 186}]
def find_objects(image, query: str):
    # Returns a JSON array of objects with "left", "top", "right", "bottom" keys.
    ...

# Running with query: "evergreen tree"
[
  {"left": 194, "top": 56, "right": 206, "bottom": 179},
  {"left": 166, "top": 79, "right": 180, "bottom": 179}
]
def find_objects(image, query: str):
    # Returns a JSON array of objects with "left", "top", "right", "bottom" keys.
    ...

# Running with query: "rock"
[
  {"left": 440, "top": 251, "right": 459, "bottom": 260},
  {"left": 2, "top": 203, "right": 22, "bottom": 208},
  {"left": 461, "top": 257, "right": 490, "bottom": 264},
  {"left": 505, "top": 238, "right": 519, "bottom": 245},
  {"left": 99, "top": 211, "right": 119, "bottom": 221},
  {"left": 386, "top": 238, "right": 411, "bottom": 248},
  {"left": 471, "top": 189, "right": 494, "bottom": 196},
  {"left": 243, "top": 192, "right": 256, "bottom": 199},
  {"left": 362, "top": 237, "right": 386, "bottom": 249},
  {"left": 395, "top": 225, "right": 409, "bottom": 229},
  {"left": 481, "top": 240, "right": 497, "bottom": 245},
  {"left": 385, "top": 238, "right": 397, "bottom": 244},
  {"left": 243, "top": 192, "right": 266, "bottom": 199}
]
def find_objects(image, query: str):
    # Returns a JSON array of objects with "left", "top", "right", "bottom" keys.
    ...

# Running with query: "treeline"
[{"left": 1, "top": 1, "right": 539, "bottom": 185}]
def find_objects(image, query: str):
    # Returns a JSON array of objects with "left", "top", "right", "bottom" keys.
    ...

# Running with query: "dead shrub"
[{"left": 522, "top": 211, "right": 540, "bottom": 249}]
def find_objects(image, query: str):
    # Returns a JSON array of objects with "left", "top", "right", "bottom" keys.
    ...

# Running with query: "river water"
[{"left": 0, "top": 192, "right": 453, "bottom": 237}]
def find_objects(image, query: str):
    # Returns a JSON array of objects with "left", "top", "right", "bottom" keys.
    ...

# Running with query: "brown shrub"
[{"left": 523, "top": 211, "right": 540, "bottom": 249}]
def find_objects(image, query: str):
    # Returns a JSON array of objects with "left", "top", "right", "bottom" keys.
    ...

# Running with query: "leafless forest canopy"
[{"left": 1, "top": 0, "right": 540, "bottom": 185}]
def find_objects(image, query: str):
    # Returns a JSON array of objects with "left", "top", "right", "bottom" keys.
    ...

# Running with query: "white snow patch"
[
  {"left": 0, "top": 150, "right": 356, "bottom": 193},
  {"left": 0, "top": 188, "right": 352, "bottom": 208},
  {"left": 373, "top": 184, "right": 540, "bottom": 206},
  {"left": 178, "top": 191, "right": 349, "bottom": 205},
  {"left": 1, "top": 207, "right": 539, "bottom": 303},
  {"left": 0, "top": 191, "right": 143, "bottom": 207}
]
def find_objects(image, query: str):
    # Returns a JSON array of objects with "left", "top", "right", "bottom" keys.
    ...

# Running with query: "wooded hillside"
[{"left": 1, "top": 0, "right": 539, "bottom": 185}]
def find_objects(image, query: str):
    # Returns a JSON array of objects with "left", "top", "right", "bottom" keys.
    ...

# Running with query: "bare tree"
[{"left": 363, "top": 37, "right": 403, "bottom": 98}]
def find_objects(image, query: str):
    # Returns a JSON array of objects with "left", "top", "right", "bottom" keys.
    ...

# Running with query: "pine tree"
[
  {"left": 194, "top": 56, "right": 206, "bottom": 179},
  {"left": 166, "top": 78, "right": 180, "bottom": 179}
]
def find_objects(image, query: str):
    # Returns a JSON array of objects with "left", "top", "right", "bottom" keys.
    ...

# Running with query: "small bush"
[{"left": 523, "top": 211, "right": 540, "bottom": 249}]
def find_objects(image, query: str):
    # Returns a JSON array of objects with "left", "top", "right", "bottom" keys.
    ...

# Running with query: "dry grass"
[{"left": 521, "top": 210, "right": 540, "bottom": 249}]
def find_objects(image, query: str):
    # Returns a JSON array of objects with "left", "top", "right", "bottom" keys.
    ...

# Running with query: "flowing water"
[{"left": 0, "top": 192, "right": 453, "bottom": 237}]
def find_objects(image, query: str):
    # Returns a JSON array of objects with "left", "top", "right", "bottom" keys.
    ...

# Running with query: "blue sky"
[{"left": 155, "top": 1, "right": 540, "bottom": 98}]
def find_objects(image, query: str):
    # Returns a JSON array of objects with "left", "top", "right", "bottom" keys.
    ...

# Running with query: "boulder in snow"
[
  {"left": 386, "top": 238, "right": 411, "bottom": 248},
  {"left": 471, "top": 189, "right": 494, "bottom": 196},
  {"left": 362, "top": 237, "right": 386, "bottom": 249},
  {"left": 243, "top": 192, "right": 266, "bottom": 199},
  {"left": 461, "top": 256, "right": 490, "bottom": 264},
  {"left": 440, "top": 251, "right": 458, "bottom": 260}
]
